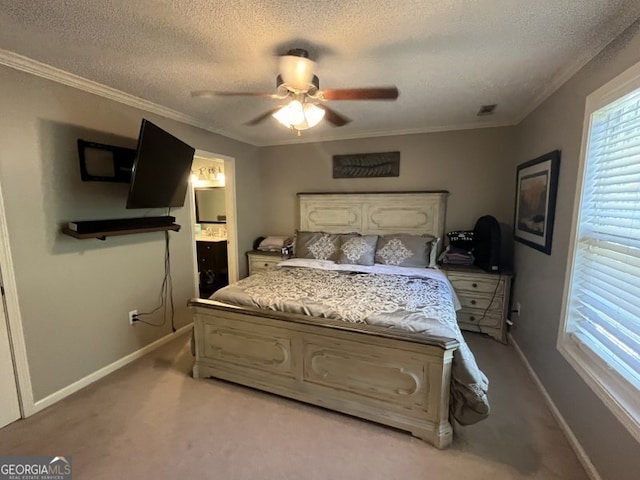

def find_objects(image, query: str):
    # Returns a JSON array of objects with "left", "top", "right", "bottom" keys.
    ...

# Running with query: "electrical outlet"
[
  {"left": 128, "top": 309, "right": 138, "bottom": 325},
  {"left": 515, "top": 302, "right": 521, "bottom": 317}
]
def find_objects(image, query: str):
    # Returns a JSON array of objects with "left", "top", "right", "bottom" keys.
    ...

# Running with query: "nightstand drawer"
[
  {"left": 249, "top": 258, "right": 280, "bottom": 272},
  {"left": 457, "top": 293, "right": 503, "bottom": 312},
  {"left": 447, "top": 275, "right": 505, "bottom": 295},
  {"left": 456, "top": 309, "right": 502, "bottom": 328},
  {"left": 246, "top": 250, "right": 288, "bottom": 275}
]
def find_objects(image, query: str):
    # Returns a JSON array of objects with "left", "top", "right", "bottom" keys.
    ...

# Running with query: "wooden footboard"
[{"left": 189, "top": 298, "right": 459, "bottom": 449}]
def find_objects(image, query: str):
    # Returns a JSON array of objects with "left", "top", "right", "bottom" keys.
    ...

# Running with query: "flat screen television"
[{"left": 126, "top": 119, "right": 195, "bottom": 209}]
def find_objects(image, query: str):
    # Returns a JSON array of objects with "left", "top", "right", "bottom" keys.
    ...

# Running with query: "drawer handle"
[
  {"left": 469, "top": 316, "right": 476, "bottom": 321},
  {"left": 264, "top": 263, "right": 269, "bottom": 267},
  {"left": 471, "top": 299, "right": 477, "bottom": 305},
  {"left": 472, "top": 283, "right": 478, "bottom": 288}
]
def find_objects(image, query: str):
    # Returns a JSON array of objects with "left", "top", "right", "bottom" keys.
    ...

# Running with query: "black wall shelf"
[{"left": 62, "top": 224, "right": 181, "bottom": 241}]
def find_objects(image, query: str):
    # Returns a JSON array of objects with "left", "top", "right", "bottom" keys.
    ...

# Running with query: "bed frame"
[{"left": 190, "top": 191, "right": 458, "bottom": 448}]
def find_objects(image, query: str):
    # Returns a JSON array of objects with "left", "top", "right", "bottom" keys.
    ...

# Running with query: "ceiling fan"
[{"left": 191, "top": 48, "right": 399, "bottom": 135}]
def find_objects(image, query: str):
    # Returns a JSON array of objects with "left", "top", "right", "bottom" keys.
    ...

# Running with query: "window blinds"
[{"left": 568, "top": 86, "right": 640, "bottom": 390}]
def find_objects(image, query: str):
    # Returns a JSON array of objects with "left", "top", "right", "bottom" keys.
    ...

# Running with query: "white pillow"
[{"left": 258, "top": 236, "right": 290, "bottom": 249}]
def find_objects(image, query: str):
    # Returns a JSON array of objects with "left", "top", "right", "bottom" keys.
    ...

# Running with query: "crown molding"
[
  {"left": 0, "top": 49, "right": 251, "bottom": 145},
  {"left": 8, "top": 46, "right": 610, "bottom": 148},
  {"left": 514, "top": 14, "right": 640, "bottom": 125},
  {"left": 0, "top": 49, "right": 519, "bottom": 148},
  {"left": 514, "top": 47, "right": 605, "bottom": 125}
]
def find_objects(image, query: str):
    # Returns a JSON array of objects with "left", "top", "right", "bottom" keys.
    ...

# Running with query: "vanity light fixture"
[{"left": 190, "top": 165, "right": 225, "bottom": 186}]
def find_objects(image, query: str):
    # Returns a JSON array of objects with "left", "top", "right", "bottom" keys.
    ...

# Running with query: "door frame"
[
  {"left": 190, "top": 150, "right": 239, "bottom": 296},
  {"left": 0, "top": 181, "right": 34, "bottom": 417}
]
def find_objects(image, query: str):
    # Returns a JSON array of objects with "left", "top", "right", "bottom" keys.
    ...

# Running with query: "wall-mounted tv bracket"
[{"left": 77, "top": 139, "right": 136, "bottom": 183}]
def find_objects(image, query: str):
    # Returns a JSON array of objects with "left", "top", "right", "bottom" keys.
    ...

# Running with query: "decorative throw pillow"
[
  {"left": 294, "top": 231, "right": 340, "bottom": 261},
  {"left": 374, "top": 234, "right": 437, "bottom": 268},
  {"left": 337, "top": 234, "right": 378, "bottom": 266}
]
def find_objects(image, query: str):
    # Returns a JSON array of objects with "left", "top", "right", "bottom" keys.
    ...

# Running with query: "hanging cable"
[{"left": 133, "top": 208, "right": 176, "bottom": 331}]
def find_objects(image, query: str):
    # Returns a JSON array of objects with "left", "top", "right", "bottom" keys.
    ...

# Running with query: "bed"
[{"left": 189, "top": 192, "right": 489, "bottom": 448}]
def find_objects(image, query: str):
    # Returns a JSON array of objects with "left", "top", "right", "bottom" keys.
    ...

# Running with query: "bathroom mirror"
[{"left": 195, "top": 187, "right": 226, "bottom": 223}]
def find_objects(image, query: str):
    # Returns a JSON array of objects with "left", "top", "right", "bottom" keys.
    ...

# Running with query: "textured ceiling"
[{"left": 1, "top": 1, "right": 639, "bottom": 146}]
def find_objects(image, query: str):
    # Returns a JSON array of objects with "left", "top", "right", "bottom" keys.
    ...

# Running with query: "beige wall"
[
  {"left": 511, "top": 20, "right": 640, "bottom": 480},
  {"left": 259, "top": 128, "right": 517, "bottom": 241},
  {"left": 0, "top": 65, "right": 262, "bottom": 401}
]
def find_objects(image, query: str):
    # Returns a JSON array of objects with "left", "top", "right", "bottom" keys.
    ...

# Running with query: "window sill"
[{"left": 558, "top": 338, "right": 640, "bottom": 443}]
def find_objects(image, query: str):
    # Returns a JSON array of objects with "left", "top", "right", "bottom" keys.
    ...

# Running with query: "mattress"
[{"left": 211, "top": 258, "right": 490, "bottom": 425}]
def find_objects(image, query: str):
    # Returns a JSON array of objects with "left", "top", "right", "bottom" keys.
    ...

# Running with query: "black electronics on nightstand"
[{"left": 473, "top": 215, "right": 502, "bottom": 272}]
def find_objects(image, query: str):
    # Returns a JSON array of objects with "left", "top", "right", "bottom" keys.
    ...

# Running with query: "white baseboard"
[
  {"left": 31, "top": 324, "right": 192, "bottom": 414},
  {"left": 509, "top": 334, "right": 602, "bottom": 480}
]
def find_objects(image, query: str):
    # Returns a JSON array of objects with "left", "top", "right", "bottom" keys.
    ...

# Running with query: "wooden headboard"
[{"left": 298, "top": 191, "right": 448, "bottom": 252}]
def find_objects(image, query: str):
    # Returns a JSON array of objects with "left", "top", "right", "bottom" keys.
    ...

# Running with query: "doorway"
[
  {"left": 0, "top": 283, "right": 20, "bottom": 427},
  {"left": 0, "top": 182, "right": 32, "bottom": 427},
  {"left": 189, "top": 152, "right": 239, "bottom": 298}
]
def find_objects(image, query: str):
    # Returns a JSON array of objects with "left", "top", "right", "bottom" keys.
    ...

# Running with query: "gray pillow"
[
  {"left": 337, "top": 234, "right": 378, "bottom": 266},
  {"left": 294, "top": 231, "right": 340, "bottom": 261},
  {"left": 374, "top": 234, "right": 437, "bottom": 268}
]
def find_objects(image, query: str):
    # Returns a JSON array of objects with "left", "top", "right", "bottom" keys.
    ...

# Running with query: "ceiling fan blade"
[
  {"left": 245, "top": 107, "right": 283, "bottom": 126},
  {"left": 320, "top": 87, "right": 399, "bottom": 101},
  {"left": 191, "top": 90, "right": 278, "bottom": 98},
  {"left": 317, "top": 105, "right": 351, "bottom": 127}
]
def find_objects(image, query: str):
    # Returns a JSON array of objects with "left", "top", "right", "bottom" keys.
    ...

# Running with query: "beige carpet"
[{"left": 0, "top": 331, "right": 587, "bottom": 480}]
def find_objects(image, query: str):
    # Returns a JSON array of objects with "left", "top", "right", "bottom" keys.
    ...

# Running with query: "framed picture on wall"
[
  {"left": 514, "top": 150, "right": 561, "bottom": 255},
  {"left": 332, "top": 151, "right": 400, "bottom": 178}
]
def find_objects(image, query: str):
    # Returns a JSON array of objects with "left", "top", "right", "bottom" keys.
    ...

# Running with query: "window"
[{"left": 559, "top": 61, "right": 640, "bottom": 442}]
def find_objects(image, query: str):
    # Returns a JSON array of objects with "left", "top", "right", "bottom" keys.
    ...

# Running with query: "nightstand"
[
  {"left": 441, "top": 265, "right": 513, "bottom": 343},
  {"left": 246, "top": 250, "right": 288, "bottom": 275}
]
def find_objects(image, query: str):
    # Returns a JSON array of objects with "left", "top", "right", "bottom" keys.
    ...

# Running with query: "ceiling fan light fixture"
[
  {"left": 272, "top": 101, "right": 325, "bottom": 133},
  {"left": 302, "top": 103, "right": 325, "bottom": 128},
  {"left": 273, "top": 100, "right": 305, "bottom": 127},
  {"left": 279, "top": 54, "right": 315, "bottom": 91}
]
